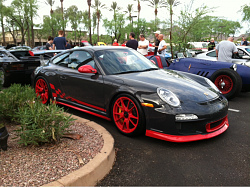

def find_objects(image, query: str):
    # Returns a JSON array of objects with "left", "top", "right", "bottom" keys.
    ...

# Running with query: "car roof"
[{"left": 73, "top": 46, "right": 132, "bottom": 52}]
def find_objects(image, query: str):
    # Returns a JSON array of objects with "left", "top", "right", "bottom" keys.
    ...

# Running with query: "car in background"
[
  {"left": 9, "top": 46, "right": 32, "bottom": 51},
  {"left": 0, "top": 49, "right": 62, "bottom": 86},
  {"left": 195, "top": 46, "right": 250, "bottom": 67},
  {"left": 97, "top": 42, "right": 106, "bottom": 46},
  {"left": 188, "top": 42, "right": 209, "bottom": 52},
  {"left": 147, "top": 52, "right": 250, "bottom": 100},
  {"left": 32, "top": 46, "right": 229, "bottom": 142},
  {"left": 33, "top": 46, "right": 47, "bottom": 51}
]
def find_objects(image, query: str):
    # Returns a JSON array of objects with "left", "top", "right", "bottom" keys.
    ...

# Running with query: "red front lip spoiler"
[{"left": 146, "top": 117, "right": 229, "bottom": 143}]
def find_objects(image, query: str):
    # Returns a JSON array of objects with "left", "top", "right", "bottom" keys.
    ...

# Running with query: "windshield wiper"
[
  {"left": 114, "top": 70, "right": 144, "bottom": 75},
  {"left": 141, "top": 68, "right": 159, "bottom": 72}
]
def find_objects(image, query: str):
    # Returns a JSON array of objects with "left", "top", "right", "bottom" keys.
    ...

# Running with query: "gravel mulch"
[{"left": 0, "top": 121, "right": 104, "bottom": 186}]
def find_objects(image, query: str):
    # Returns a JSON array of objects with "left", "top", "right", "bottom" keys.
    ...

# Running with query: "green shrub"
[
  {"left": 0, "top": 84, "right": 37, "bottom": 120},
  {"left": 15, "top": 99, "right": 75, "bottom": 146},
  {"left": 0, "top": 71, "right": 2, "bottom": 91}
]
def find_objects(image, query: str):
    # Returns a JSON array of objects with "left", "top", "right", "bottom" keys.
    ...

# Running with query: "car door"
[
  {"left": 232, "top": 49, "right": 249, "bottom": 64},
  {"left": 54, "top": 50, "right": 105, "bottom": 112}
]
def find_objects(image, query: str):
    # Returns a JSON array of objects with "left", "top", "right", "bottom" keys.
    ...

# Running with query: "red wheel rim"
[
  {"left": 35, "top": 79, "right": 49, "bottom": 104},
  {"left": 113, "top": 97, "right": 139, "bottom": 133},
  {"left": 214, "top": 75, "right": 233, "bottom": 94}
]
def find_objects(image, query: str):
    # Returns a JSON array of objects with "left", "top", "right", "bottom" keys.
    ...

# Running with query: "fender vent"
[{"left": 197, "top": 71, "right": 209, "bottom": 77}]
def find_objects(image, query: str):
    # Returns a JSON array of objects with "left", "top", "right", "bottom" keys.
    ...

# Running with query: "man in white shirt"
[
  {"left": 137, "top": 34, "right": 149, "bottom": 56},
  {"left": 157, "top": 34, "right": 167, "bottom": 57}
]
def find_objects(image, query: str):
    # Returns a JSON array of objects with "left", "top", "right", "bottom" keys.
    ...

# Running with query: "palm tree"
[
  {"left": 143, "top": 0, "right": 167, "bottom": 30},
  {"left": 60, "top": 0, "right": 64, "bottom": 35},
  {"left": 44, "top": 0, "right": 55, "bottom": 15},
  {"left": 166, "top": 0, "right": 180, "bottom": 59},
  {"left": 133, "top": 0, "right": 141, "bottom": 39},
  {"left": 91, "top": 0, "right": 106, "bottom": 42},
  {"left": 109, "top": 1, "right": 122, "bottom": 42},
  {"left": 87, "top": 0, "right": 92, "bottom": 44},
  {"left": 0, "top": 0, "right": 6, "bottom": 46},
  {"left": 124, "top": 4, "right": 134, "bottom": 24}
]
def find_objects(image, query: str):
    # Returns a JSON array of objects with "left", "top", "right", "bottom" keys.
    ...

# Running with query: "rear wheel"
[
  {"left": 35, "top": 77, "right": 51, "bottom": 104},
  {"left": 112, "top": 94, "right": 145, "bottom": 136},
  {"left": 210, "top": 68, "right": 242, "bottom": 100}
]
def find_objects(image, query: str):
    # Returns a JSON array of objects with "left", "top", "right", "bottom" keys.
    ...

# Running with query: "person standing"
[
  {"left": 126, "top": 32, "right": 138, "bottom": 50},
  {"left": 112, "top": 39, "right": 119, "bottom": 46},
  {"left": 152, "top": 30, "right": 160, "bottom": 55},
  {"left": 66, "top": 40, "right": 71, "bottom": 49},
  {"left": 121, "top": 40, "right": 127, "bottom": 47},
  {"left": 46, "top": 36, "right": 54, "bottom": 50},
  {"left": 208, "top": 38, "right": 216, "bottom": 51},
  {"left": 216, "top": 37, "right": 237, "bottom": 62},
  {"left": 137, "top": 34, "right": 149, "bottom": 56},
  {"left": 157, "top": 34, "right": 167, "bottom": 57},
  {"left": 241, "top": 37, "right": 248, "bottom": 46},
  {"left": 53, "top": 30, "right": 67, "bottom": 50}
]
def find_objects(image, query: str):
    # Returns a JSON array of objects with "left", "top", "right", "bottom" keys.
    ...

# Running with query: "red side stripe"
[{"left": 56, "top": 101, "right": 111, "bottom": 121}]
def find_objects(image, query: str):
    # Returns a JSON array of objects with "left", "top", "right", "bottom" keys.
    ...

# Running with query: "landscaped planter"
[{"left": 0, "top": 126, "right": 9, "bottom": 151}]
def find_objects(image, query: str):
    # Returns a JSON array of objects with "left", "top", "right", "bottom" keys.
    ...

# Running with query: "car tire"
[
  {"left": 210, "top": 68, "right": 242, "bottom": 100},
  {"left": 0, "top": 69, "right": 10, "bottom": 87},
  {"left": 112, "top": 94, "right": 145, "bottom": 137},
  {"left": 35, "top": 76, "right": 51, "bottom": 104}
]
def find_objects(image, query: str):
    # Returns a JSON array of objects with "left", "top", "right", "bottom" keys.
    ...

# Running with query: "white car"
[{"left": 194, "top": 46, "right": 250, "bottom": 67}]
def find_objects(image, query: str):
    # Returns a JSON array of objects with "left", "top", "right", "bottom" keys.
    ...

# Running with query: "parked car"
[
  {"left": 194, "top": 46, "right": 250, "bottom": 67},
  {"left": 33, "top": 46, "right": 47, "bottom": 51},
  {"left": 97, "top": 42, "right": 106, "bottom": 46},
  {"left": 32, "top": 46, "right": 229, "bottom": 142},
  {"left": 9, "top": 46, "right": 32, "bottom": 50},
  {"left": 0, "top": 49, "right": 62, "bottom": 86},
  {"left": 147, "top": 53, "right": 250, "bottom": 99}
]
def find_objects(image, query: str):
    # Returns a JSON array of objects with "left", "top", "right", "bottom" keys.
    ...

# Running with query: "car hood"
[{"left": 115, "top": 69, "right": 218, "bottom": 102}]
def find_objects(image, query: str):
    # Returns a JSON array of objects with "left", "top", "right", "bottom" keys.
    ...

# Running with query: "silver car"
[{"left": 194, "top": 46, "right": 250, "bottom": 67}]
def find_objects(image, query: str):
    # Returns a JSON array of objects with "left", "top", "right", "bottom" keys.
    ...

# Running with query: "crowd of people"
[{"left": 114, "top": 30, "right": 167, "bottom": 57}]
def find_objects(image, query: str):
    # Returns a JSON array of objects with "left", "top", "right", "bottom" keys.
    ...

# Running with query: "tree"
[
  {"left": 143, "top": 0, "right": 167, "bottom": 30},
  {"left": 133, "top": 0, "right": 142, "bottom": 40},
  {"left": 239, "top": 4, "right": 250, "bottom": 29},
  {"left": 103, "top": 12, "right": 126, "bottom": 43},
  {"left": 124, "top": 4, "right": 134, "bottom": 24},
  {"left": 65, "top": 5, "right": 82, "bottom": 45},
  {"left": 0, "top": 0, "right": 6, "bottom": 46},
  {"left": 109, "top": 2, "right": 122, "bottom": 41},
  {"left": 60, "top": 0, "right": 65, "bottom": 36},
  {"left": 44, "top": 0, "right": 55, "bottom": 15},
  {"left": 166, "top": 0, "right": 180, "bottom": 58},
  {"left": 87, "top": 0, "right": 92, "bottom": 44},
  {"left": 91, "top": 0, "right": 106, "bottom": 42}
]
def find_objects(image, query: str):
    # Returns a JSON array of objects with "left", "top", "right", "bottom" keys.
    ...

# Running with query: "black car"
[
  {"left": 0, "top": 49, "right": 62, "bottom": 86},
  {"left": 32, "top": 47, "right": 229, "bottom": 142}
]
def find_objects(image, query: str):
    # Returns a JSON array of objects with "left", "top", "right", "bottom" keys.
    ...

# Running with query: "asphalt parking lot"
[{"left": 60, "top": 92, "right": 250, "bottom": 186}]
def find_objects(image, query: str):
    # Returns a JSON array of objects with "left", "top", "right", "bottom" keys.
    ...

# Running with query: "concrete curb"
[{"left": 43, "top": 114, "right": 115, "bottom": 186}]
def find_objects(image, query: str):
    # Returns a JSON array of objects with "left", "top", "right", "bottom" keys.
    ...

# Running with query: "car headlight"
[
  {"left": 157, "top": 88, "right": 180, "bottom": 107},
  {"left": 205, "top": 78, "right": 221, "bottom": 93}
]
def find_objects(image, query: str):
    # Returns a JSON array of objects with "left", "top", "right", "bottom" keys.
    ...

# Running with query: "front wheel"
[
  {"left": 210, "top": 68, "right": 242, "bottom": 100},
  {"left": 35, "top": 76, "right": 51, "bottom": 104},
  {"left": 112, "top": 94, "right": 145, "bottom": 137}
]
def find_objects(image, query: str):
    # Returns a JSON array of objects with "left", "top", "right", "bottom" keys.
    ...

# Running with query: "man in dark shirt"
[
  {"left": 53, "top": 30, "right": 67, "bottom": 50},
  {"left": 241, "top": 37, "right": 248, "bottom": 46},
  {"left": 153, "top": 30, "right": 160, "bottom": 55},
  {"left": 126, "top": 32, "right": 138, "bottom": 50},
  {"left": 208, "top": 38, "right": 216, "bottom": 51}
]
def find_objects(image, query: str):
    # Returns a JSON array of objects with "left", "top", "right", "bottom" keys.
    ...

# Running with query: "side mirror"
[
  {"left": 78, "top": 65, "right": 97, "bottom": 74},
  {"left": 242, "top": 55, "right": 250, "bottom": 59}
]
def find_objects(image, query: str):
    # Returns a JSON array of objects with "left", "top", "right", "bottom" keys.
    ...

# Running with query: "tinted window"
[
  {"left": 206, "top": 51, "right": 216, "bottom": 57},
  {"left": 53, "top": 51, "right": 94, "bottom": 69}
]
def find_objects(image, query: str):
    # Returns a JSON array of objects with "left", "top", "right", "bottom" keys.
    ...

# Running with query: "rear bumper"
[{"left": 146, "top": 116, "right": 229, "bottom": 142}]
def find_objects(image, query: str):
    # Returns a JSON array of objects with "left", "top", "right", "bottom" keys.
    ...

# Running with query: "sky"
[{"left": 5, "top": 0, "right": 250, "bottom": 36}]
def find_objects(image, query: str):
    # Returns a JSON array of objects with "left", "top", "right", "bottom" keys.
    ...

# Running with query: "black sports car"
[
  {"left": 0, "top": 49, "right": 62, "bottom": 86},
  {"left": 32, "top": 47, "right": 229, "bottom": 142}
]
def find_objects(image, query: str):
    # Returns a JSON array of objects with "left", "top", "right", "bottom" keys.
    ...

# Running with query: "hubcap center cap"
[{"left": 124, "top": 112, "right": 129, "bottom": 118}]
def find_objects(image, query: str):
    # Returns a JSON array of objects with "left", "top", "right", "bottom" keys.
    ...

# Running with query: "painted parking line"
[{"left": 228, "top": 108, "right": 241, "bottom": 112}]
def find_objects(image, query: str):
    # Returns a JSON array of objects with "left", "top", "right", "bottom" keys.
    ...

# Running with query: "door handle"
[{"left": 60, "top": 75, "right": 67, "bottom": 80}]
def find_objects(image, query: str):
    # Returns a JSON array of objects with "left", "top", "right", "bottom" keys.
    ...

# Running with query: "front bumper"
[{"left": 146, "top": 116, "right": 229, "bottom": 142}]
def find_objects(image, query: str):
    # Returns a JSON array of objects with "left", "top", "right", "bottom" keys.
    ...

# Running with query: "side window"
[
  {"left": 68, "top": 51, "right": 94, "bottom": 69},
  {"left": 206, "top": 51, "right": 216, "bottom": 57},
  {"left": 52, "top": 53, "right": 70, "bottom": 67}
]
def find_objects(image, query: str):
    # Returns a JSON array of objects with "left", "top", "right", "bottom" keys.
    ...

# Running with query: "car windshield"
[
  {"left": 245, "top": 48, "right": 250, "bottom": 53},
  {"left": 95, "top": 49, "right": 158, "bottom": 75}
]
